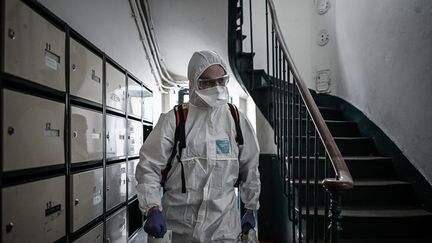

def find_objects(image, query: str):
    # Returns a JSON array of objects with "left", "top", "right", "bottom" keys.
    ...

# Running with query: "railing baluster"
[
  {"left": 284, "top": 75, "right": 286, "bottom": 159},
  {"left": 305, "top": 112, "right": 310, "bottom": 243},
  {"left": 313, "top": 128, "right": 319, "bottom": 243},
  {"left": 283, "top": 57, "right": 290, "bottom": 197},
  {"left": 271, "top": 24, "right": 276, "bottom": 142},
  {"left": 283, "top": 58, "right": 288, "bottom": 197},
  {"left": 324, "top": 153, "right": 330, "bottom": 243},
  {"left": 276, "top": 36, "right": 279, "bottom": 152},
  {"left": 250, "top": 0, "right": 255, "bottom": 87},
  {"left": 275, "top": 40, "right": 281, "bottom": 174},
  {"left": 290, "top": 72, "right": 295, "bottom": 223},
  {"left": 278, "top": 43, "right": 283, "bottom": 177},
  {"left": 265, "top": 0, "right": 269, "bottom": 75},
  {"left": 297, "top": 83, "right": 303, "bottom": 243},
  {"left": 240, "top": 0, "right": 244, "bottom": 39},
  {"left": 292, "top": 83, "right": 298, "bottom": 243},
  {"left": 287, "top": 68, "right": 292, "bottom": 221},
  {"left": 249, "top": 0, "right": 253, "bottom": 55}
]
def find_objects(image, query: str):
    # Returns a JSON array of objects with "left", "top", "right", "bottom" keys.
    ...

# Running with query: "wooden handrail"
[{"left": 267, "top": 0, "right": 353, "bottom": 191}]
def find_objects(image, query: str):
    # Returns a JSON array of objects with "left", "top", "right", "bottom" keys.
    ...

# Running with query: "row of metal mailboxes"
[
  {"left": 2, "top": 160, "right": 141, "bottom": 243},
  {"left": 71, "top": 223, "right": 148, "bottom": 243},
  {"left": 3, "top": 89, "right": 148, "bottom": 172},
  {"left": 3, "top": 0, "right": 153, "bottom": 120},
  {"left": 72, "top": 223, "right": 148, "bottom": 243}
]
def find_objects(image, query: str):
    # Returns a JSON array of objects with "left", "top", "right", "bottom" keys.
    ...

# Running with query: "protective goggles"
[{"left": 197, "top": 74, "right": 229, "bottom": 90}]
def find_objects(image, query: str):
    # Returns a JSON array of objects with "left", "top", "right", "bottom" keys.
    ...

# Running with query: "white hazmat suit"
[{"left": 136, "top": 50, "right": 261, "bottom": 242}]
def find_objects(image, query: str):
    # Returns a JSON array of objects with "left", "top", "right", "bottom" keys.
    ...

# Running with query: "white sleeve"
[
  {"left": 238, "top": 111, "right": 261, "bottom": 210},
  {"left": 135, "top": 110, "right": 176, "bottom": 214}
]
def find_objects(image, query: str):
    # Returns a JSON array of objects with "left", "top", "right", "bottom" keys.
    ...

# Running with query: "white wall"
[
  {"left": 242, "top": 0, "right": 314, "bottom": 89},
  {"left": 256, "top": 107, "right": 277, "bottom": 154},
  {"left": 334, "top": 0, "right": 432, "bottom": 183},
  {"left": 38, "top": 0, "right": 162, "bottom": 118}
]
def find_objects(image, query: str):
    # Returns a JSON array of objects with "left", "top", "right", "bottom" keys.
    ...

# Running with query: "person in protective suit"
[{"left": 136, "top": 50, "right": 261, "bottom": 242}]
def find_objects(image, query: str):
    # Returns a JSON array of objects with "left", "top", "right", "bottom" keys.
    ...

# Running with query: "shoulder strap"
[
  {"left": 161, "top": 104, "right": 188, "bottom": 193},
  {"left": 177, "top": 103, "right": 187, "bottom": 149},
  {"left": 228, "top": 103, "right": 244, "bottom": 145},
  {"left": 228, "top": 103, "right": 244, "bottom": 188}
]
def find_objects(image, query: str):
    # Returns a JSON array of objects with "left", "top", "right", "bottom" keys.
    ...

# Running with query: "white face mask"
[{"left": 195, "top": 86, "right": 229, "bottom": 107}]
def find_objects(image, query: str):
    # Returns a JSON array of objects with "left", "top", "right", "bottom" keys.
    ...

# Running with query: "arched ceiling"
[{"left": 148, "top": 0, "right": 247, "bottom": 97}]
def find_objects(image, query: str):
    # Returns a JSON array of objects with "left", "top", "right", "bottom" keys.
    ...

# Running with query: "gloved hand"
[
  {"left": 241, "top": 210, "right": 256, "bottom": 233},
  {"left": 144, "top": 209, "right": 167, "bottom": 238}
]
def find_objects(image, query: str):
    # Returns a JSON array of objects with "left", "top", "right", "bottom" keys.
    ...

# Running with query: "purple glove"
[
  {"left": 144, "top": 209, "right": 167, "bottom": 238},
  {"left": 241, "top": 210, "right": 255, "bottom": 232}
]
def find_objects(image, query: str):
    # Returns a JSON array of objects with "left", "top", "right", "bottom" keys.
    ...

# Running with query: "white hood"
[{"left": 187, "top": 50, "right": 229, "bottom": 107}]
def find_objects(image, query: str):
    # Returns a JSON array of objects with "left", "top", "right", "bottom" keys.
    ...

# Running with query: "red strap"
[
  {"left": 183, "top": 108, "right": 188, "bottom": 121},
  {"left": 234, "top": 105, "right": 239, "bottom": 122},
  {"left": 175, "top": 108, "right": 180, "bottom": 127}
]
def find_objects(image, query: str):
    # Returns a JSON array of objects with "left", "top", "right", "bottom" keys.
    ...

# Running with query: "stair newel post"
[{"left": 327, "top": 190, "right": 343, "bottom": 243}]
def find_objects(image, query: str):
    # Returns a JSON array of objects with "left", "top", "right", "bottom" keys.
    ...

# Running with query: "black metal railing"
[{"left": 229, "top": 0, "right": 354, "bottom": 242}]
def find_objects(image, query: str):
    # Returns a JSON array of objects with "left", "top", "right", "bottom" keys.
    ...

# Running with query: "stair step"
[
  {"left": 290, "top": 136, "right": 377, "bottom": 156},
  {"left": 326, "top": 120, "right": 360, "bottom": 137},
  {"left": 283, "top": 102, "right": 339, "bottom": 112},
  {"left": 284, "top": 119, "right": 361, "bottom": 137},
  {"left": 314, "top": 108, "right": 344, "bottom": 120},
  {"left": 312, "top": 93, "right": 342, "bottom": 109},
  {"left": 339, "top": 238, "right": 432, "bottom": 243},
  {"left": 301, "top": 206, "right": 432, "bottom": 238},
  {"left": 293, "top": 179, "right": 417, "bottom": 206},
  {"left": 279, "top": 103, "right": 343, "bottom": 120},
  {"left": 301, "top": 206, "right": 432, "bottom": 218},
  {"left": 289, "top": 156, "right": 395, "bottom": 179}
]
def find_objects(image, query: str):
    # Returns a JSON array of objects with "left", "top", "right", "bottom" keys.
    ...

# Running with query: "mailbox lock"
[
  {"left": 107, "top": 186, "right": 110, "bottom": 191},
  {"left": 73, "top": 131, "right": 78, "bottom": 138},
  {"left": 72, "top": 64, "right": 77, "bottom": 71},
  {"left": 8, "top": 28, "right": 16, "bottom": 40},
  {"left": 6, "top": 222, "right": 14, "bottom": 233},
  {"left": 74, "top": 199, "right": 80, "bottom": 206},
  {"left": 7, "top": 126, "right": 15, "bottom": 135}
]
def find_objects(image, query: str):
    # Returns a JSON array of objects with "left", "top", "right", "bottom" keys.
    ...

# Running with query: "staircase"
[
  {"left": 301, "top": 93, "right": 432, "bottom": 242},
  {"left": 252, "top": 72, "right": 432, "bottom": 242},
  {"left": 228, "top": 0, "right": 432, "bottom": 242},
  {"left": 252, "top": 71, "right": 432, "bottom": 242}
]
